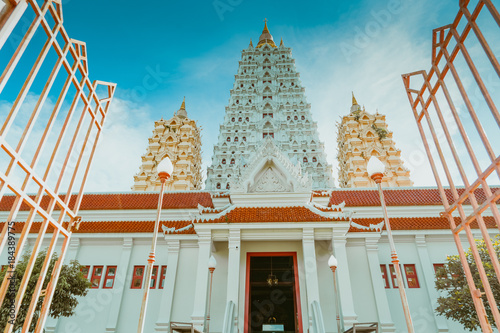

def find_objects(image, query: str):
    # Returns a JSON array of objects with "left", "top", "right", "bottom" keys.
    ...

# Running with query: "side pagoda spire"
[
  {"left": 337, "top": 94, "right": 412, "bottom": 188},
  {"left": 133, "top": 97, "right": 202, "bottom": 191}
]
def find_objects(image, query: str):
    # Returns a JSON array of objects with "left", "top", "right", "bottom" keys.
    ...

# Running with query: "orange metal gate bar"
[
  {"left": 402, "top": 0, "right": 500, "bottom": 331},
  {"left": 0, "top": 0, "right": 116, "bottom": 332}
]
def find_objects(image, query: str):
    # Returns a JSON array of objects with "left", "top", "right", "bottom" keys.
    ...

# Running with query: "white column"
[
  {"left": 302, "top": 228, "right": 322, "bottom": 332},
  {"left": 226, "top": 228, "right": 241, "bottom": 330},
  {"left": 191, "top": 231, "right": 212, "bottom": 330},
  {"left": 44, "top": 238, "right": 81, "bottom": 332},
  {"left": 106, "top": 237, "right": 134, "bottom": 332},
  {"left": 155, "top": 239, "right": 181, "bottom": 331},
  {"left": 332, "top": 233, "right": 357, "bottom": 329},
  {"left": 415, "top": 235, "right": 449, "bottom": 332},
  {"left": 365, "top": 236, "right": 396, "bottom": 332}
]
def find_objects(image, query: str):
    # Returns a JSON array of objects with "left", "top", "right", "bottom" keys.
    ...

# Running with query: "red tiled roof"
[
  {"left": 0, "top": 192, "right": 214, "bottom": 211},
  {"left": 197, "top": 206, "right": 341, "bottom": 223},
  {"left": 0, "top": 220, "right": 195, "bottom": 234},
  {"left": 329, "top": 187, "right": 500, "bottom": 207},
  {"left": 349, "top": 216, "right": 497, "bottom": 232}
]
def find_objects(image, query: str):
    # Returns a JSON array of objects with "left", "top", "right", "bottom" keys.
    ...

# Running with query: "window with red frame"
[
  {"left": 404, "top": 264, "right": 420, "bottom": 288},
  {"left": 131, "top": 266, "right": 145, "bottom": 289},
  {"left": 433, "top": 264, "right": 446, "bottom": 280},
  {"left": 230, "top": 159, "right": 235, "bottom": 164},
  {"left": 90, "top": 266, "right": 103, "bottom": 289},
  {"left": 380, "top": 265, "right": 390, "bottom": 288},
  {"left": 81, "top": 265, "right": 90, "bottom": 279},
  {"left": 388, "top": 264, "right": 404, "bottom": 288},
  {"left": 150, "top": 266, "right": 159, "bottom": 289},
  {"left": 159, "top": 265, "right": 167, "bottom": 289},
  {"left": 103, "top": 266, "right": 117, "bottom": 289}
]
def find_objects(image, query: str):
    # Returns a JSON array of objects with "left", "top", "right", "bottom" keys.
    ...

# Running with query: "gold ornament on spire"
[
  {"left": 280, "top": 38, "right": 284, "bottom": 47},
  {"left": 180, "top": 96, "right": 186, "bottom": 110},
  {"left": 177, "top": 96, "right": 187, "bottom": 119},
  {"left": 352, "top": 92, "right": 358, "bottom": 106},
  {"left": 257, "top": 18, "right": 277, "bottom": 48},
  {"left": 249, "top": 39, "right": 253, "bottom": 47}
]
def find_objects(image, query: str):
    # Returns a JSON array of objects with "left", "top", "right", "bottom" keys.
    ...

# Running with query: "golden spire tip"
[{"left": 180, "top": 96, "right": 186, "bottom": 110}]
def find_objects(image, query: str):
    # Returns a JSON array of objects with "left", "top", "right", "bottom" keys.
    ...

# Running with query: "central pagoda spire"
[
  {"left": 257, "top": 18, "right": 277, "bottom": 48},
  {"left": 205, "top": 22, "right": 334, "bottom": 191}
]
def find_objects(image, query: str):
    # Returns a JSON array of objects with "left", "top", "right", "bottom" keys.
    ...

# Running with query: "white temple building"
[{"left": 0, "top": 21, "right": 497, "bottom": 333}]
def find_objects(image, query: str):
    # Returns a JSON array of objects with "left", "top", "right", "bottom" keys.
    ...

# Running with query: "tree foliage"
[
  {"left": 435, "top": 236, "right": 500, "bottom": 331},
  {"left": 0, "top": 250, "right": 91, "bottom": 332}
]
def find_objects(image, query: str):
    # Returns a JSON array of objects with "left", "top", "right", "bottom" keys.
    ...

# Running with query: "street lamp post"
[
  {"left": 367, "top": 156, "right": 414, "bottom": 333},
  {"left": 328, "top": 255, "right": 343, "bottom": 333},
  {"left": 137, "top": 157, "right": 173, "bottom": 333},
  {"left": 206, "top": 255, "right": 217, "bottom": 333}
]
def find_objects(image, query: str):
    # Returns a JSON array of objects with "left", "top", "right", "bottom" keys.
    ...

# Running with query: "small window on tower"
[
  {"left": 230, "top": 159, "right": 235, "bottom": 164},
  {"left": 291, "top": 82, "right": 294, "bottom": 86},
  {"left": 216, "top": 183, "right": 221, "bottom": 189},
  {"left": 312, "top": 157, "right": 317, "bottom": 162},
  {"left": 235, "top": 137, "right": 238, "bottom": 142},
  {"left": 227, "top": 137, "right": 230, "bottom": 142},
  {"left": 303, "top": 157, "right": 308, "bottom": 163},
  {"left": 226, "top": 183, "right": 230, "bottom": 189},
  {"left": 238, "top": 117, "right": 242, "bottom": 122},
  {"left": 222, "top": 159, "right": 226, "bottom": 164},
  {"left": 294, "top": 116, "right": 298, "bottom": 120},
  {"left": 243, "top": 137, "right": 246, "bottom": 141},
  {"left": 236, "top": 100, "right": 239, "bottom": 104},
  {"left": 246, "top": 117, "right": 249, "bottom": 121},
  {"left": 301, "top": 116, "right": 305, "bottom": 120},
  {"left": 287, "top": 116, "right": 290, "bottom": 120},
  {"left": 231, "top": 118, "right": 235, "bottom": 122}
]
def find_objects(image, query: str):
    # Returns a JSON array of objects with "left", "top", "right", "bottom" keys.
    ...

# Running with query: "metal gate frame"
[
  {"left": 0, "top": 0, "right": 115, "bottom": 332},
  {"left": 402, "top": 0, "right": 500, "bottom": 331}
]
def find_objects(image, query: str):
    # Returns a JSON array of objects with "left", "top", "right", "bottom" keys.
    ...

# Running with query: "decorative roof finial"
[
  {"left": 177, "top": 96, "right": 187, "bottom": 119},
  {"left": 280, "top": 37, "right": 284, "bottom": 47},
  {"left": 180, "top": 96, "right": 186, "bottom": 110},
  {"left": 352, "top": 92, "right": 358, "bottom": 106},
  {"left": 249, "top": 39, "right": 253, "bottom": 47},
  {"left": 257, "top": 18, "right": 277, "bottom": 48}
]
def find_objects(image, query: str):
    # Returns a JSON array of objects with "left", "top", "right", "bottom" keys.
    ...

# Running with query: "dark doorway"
[{"left": 245, "top": 253, "right": 302, "bottom": 333}]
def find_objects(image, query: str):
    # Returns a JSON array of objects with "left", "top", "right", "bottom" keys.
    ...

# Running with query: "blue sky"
[{"left": 2, "top": 0, "right": 499, "bottom": 191}]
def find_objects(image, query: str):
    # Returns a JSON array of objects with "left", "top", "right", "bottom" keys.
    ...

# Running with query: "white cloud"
[{"left": 84, "top": 96, "right": 154, "bottom": 192}]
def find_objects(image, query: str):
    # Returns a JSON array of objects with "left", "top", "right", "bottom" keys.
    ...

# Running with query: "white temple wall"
[
  {"left": 16, "top": 227, "right": 495, "bottom": 332},
  {"left": 171, "top": 243, "right": 200, "bottom": 325},
  {"left": 345, "top": 240, "right": 379, "bottom": 325}
]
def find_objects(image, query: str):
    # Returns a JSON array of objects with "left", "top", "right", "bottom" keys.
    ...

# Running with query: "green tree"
[
  {"left": 435, "top": 236, "right": 500, "bottom": 331},
  {"left": 0, "top": 250, "right": 91, "bottom": 332}
]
